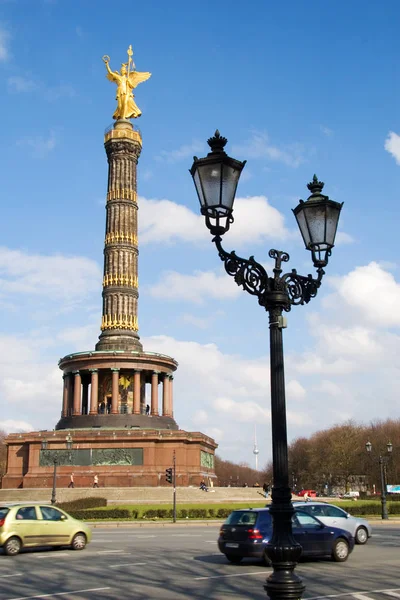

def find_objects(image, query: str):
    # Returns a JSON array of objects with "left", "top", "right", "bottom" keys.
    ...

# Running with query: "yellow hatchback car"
[{"left": 0, "top": 504, "right": 92, "bottom": 556}]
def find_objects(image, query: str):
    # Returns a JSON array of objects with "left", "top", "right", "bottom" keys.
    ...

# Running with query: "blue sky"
[{"left": 1, "top": 0, "right": 400, "bottom": 467}]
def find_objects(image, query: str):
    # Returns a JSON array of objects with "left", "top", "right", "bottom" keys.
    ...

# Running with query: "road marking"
[
  {"left": 110, "top": 562, "right": 147, "bottom": 568},
  {"left": 97, "top": 550, "right": 125, "bottom": 554},
  {"left": 195, "top": 571, "right": 265, "bottom": 580},
  {"left": 171, "top": 534, "right": 202, "bottom": 537},
  {"left": 31, "top": 554, "right": 70, "bottom": 558},
  {"left": 352, "top": 595, "right": 373, "bottom": 600},
  {"left": 306, "top": 588, "right": 400, "bottom": 600},
  {"left": 6, "top": 587, "right": 111, "bottom": 600},
  {"left": 133, "top": 535, "right": 156, "bottom": 538},
  {"left": 0, "top": 574, "right": 23, "bottom": 578},
  {"left": 384, "top": 593, "right": 400, "bottom": 599}
]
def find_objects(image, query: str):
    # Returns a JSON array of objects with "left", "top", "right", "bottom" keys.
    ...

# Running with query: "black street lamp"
[
  {"left": 41, "top": 434, "right": 74, "bottom": 505},
  {"left": 365, "top": 440, "right": 393, "bottom": 520},
  {"left": 190, "top": 131, "right": 343, "bottom": 600}
]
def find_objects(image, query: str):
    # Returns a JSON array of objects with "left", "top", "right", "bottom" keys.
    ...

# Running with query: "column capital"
[
  {"left": 152, "top": 370, "right": 161, "bottom": 375},
  {"left": 89, "top": 368, "right": 98, "bottom": 373},
  {"left": 72, "top": 370, "right": 80, "bottom": 376},
  {"left": 111, "top": 368, "right": 120, "bottom": 372}
]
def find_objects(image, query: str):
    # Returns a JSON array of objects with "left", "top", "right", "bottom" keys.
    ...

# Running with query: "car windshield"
[
  {"left": 0, "top": 507, "right": 10, "bottom": 519},
  {"left": 225, "top": 511, "right": 258, "bottom": 526}
]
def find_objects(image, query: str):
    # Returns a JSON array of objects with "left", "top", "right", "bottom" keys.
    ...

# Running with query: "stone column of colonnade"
[
  {"left": 96, "top": 119, "right": 143, "bottom": 353},
  {"left": 89, "top": 370, "right": 98, "bottom": 415},
  {"left": 62, "top": 369, "right": 174, "bottom": 418}
]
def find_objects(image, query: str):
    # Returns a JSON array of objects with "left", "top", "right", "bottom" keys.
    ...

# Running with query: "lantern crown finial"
[
  {"left": 307, "top": 174, "right": 325, "bottom": 196},
  {"left": 207, "top": 130, "right": 228, "bottom": 154}
]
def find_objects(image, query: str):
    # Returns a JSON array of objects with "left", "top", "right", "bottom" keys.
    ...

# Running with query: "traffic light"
[{"left": 165, "top": 467, "right": 173, "bottom": 484}]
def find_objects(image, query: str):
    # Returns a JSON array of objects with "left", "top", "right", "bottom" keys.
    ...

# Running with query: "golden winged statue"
[{"left": 102, "top": 45, "right": 151, "bottom": 120}]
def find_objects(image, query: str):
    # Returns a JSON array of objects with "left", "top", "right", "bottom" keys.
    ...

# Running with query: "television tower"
[{"left": 253, "top": 425, "right": 259, "bottom": 471}]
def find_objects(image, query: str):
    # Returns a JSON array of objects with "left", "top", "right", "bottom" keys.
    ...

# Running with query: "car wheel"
[
  {"left": 225, "top": 554, "right": 243, "bottom": 564},
  {"left": 355, "top": 526, "right": 368, "bottom": 545},
  {"left": 71, "top": 533, "right": 87, "bottom": 551},
  {"left": 4, "top": 536, "right": 22, "bottom": 556},
  {"left": 332, "top": 538, "right": 349, "bottom": 562}
]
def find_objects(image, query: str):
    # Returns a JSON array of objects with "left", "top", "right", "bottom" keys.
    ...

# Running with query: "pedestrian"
[
  {"left": 145, "top": 403, "right": 150, "bottom": 416},
  {"left": 93, "top": 474, "right": 99, "bottom": 488},
  {"left": 68, "top": 473, "right": 75, "bottom": 488},
  {"left": 304, "top": 491, "right": 309, "bottom": 502},
  {"left": 263, "top": 482, "right": 269, "bottom": 498}
]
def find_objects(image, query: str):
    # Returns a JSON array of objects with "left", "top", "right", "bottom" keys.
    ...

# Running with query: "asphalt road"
[{"left": 0, "top": 524, "right": 398, "bottom": 600}]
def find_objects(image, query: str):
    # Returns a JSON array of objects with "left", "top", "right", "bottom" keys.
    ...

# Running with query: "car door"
[
  {"left": 294, "top": 511, "right": 333, "bottom": 556},
  {"left": 39, "top": 506, "right": 71, "bottom": 546},
  {"left": 13, "top": 506, "right": 47, "bottom": 547},
  {"left": 321, "top": 505, "right": 355, "bottom": 535}
]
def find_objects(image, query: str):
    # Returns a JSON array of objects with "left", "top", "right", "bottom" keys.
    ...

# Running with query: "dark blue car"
[{"left": 218, "top": 507, "right": 355, "bottom": 564}]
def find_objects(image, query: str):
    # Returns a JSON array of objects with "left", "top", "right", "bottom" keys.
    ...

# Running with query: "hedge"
[
  {"left": 64, "top": 501, "right": 400, "bottom": 521},
  {"left": 69, "top": 508, "right": 133, "bottom": 520},
  {"left": 57, "top": 497, "right": 107, "bottom": 511}
]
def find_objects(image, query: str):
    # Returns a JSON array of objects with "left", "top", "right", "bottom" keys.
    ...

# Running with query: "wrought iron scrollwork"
[
  {"left": 213, "top": 236, "right": 325, "bottom": 312},
  {"left": 214, "top": 236, "right": 270, "bottom": 298},
  {"left": 282, "top": 268, "right": 324, "bottom": 307}
]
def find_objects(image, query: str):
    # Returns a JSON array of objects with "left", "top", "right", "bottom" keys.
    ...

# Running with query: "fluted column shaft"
[
  {"left": 133, "top": 370, "right": 141, "bottom": 415},
  {"left": 162, "top": 375, "right": 168, "bottom": 417},
  {"left": 169, "top": 376, "right": 174, "bottom": 417},
  {"left": 72, "top": 371, "right": 81, "bottom": 416},
  {"left": 67, "top": 375, "right": 73, "bottom": 416},
  {"left": 62, "top": 376, "right": 68, "bottom": 417},
  {"left": 89, "top": 370, "right": 98, "bottom": 415},
  {"left": 96, "top": 122, "right": 143, "bottom": 352},
  {"left": 111, "top": 369, "right": 120, "bottom": 414},
  {"left": 151, "top": 372, "right": 159, "bottom": 416}
]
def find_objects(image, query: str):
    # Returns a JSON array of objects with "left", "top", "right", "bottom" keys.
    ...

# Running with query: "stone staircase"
[{"left": 0, "top": 486, "right": 267, "bottom": 505}]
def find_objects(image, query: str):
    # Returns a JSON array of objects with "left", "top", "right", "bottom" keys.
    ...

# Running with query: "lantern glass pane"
[
  {"left": 303, "top": 203, "right": 327, "bottom": 247},
  {"left": 221, "top": 164, "right": 241, "bottom": 211},
  {"left": 196, "top": 162, "right": 223, "bottom": 209},
  {"left": 193, "top": 169, "right": 206, "bottom": 208},
  {"left": 325, "top": 203, "right": 341, "bottom": 246},
  {"left": 295, "top": 208, "right": 311, "bottom": 248}
]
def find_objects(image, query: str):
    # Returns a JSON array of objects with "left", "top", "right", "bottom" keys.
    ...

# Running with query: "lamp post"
[
  {"left": 365, "top": 441, "right": 393, "bottom": 520},
  {"left": 41, "top": 434, "right": 74, "bottom": 505},
  {"left": 190, "top": 131, "right": 343, "bottom": 600}
]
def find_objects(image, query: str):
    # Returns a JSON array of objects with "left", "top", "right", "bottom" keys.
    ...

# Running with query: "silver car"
[{"left": 293, "top": 501, "right": 372, "bottom": 544}]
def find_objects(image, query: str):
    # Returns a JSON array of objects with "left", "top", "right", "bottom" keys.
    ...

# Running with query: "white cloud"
[
  {"left": 286, "top": 380, "right": 306, "bottom": 401},
  {"left": 8, "top": 76, "right": 37, "bottom": 93},
  {"left": 385, "top": 131, "right": 400, "bottom": 165},
  {"left": 192, "top": 409, "right": 208, "bottom": 424},
  {"left": 0, "top": 24, "right": 10, "bottom": 62},
  {"left": 329, "top": 262, "right": 400, "bottom": 328},
  {"left": 181, "top": 313, "right": 213, "bottom": 329},
  {"left": 214, "top": 396, "right": 271, "bottom": 423},
  {"left": 156, "top": 141, "right": 205, "bottom": 163},
  {"left": 16, "top": 131, "right": 57, "bottom": 158},
  {"left": 148, "top": 270, "right": 241, "bottom": 304},
  {"left": 232, "top": 131, "right": 306, "bottom": 168},
  {"left": 335, "top": 231, "right": 354, "bottom": 245},
  {"left": 139, "top": 195, "right": 289, "bottom": 246},
  {"left": 0, "top": 247, "right": 101, "bottom": 302},
  {"left": 0, "top": 420, "right": 34, "bottom": 433}
]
